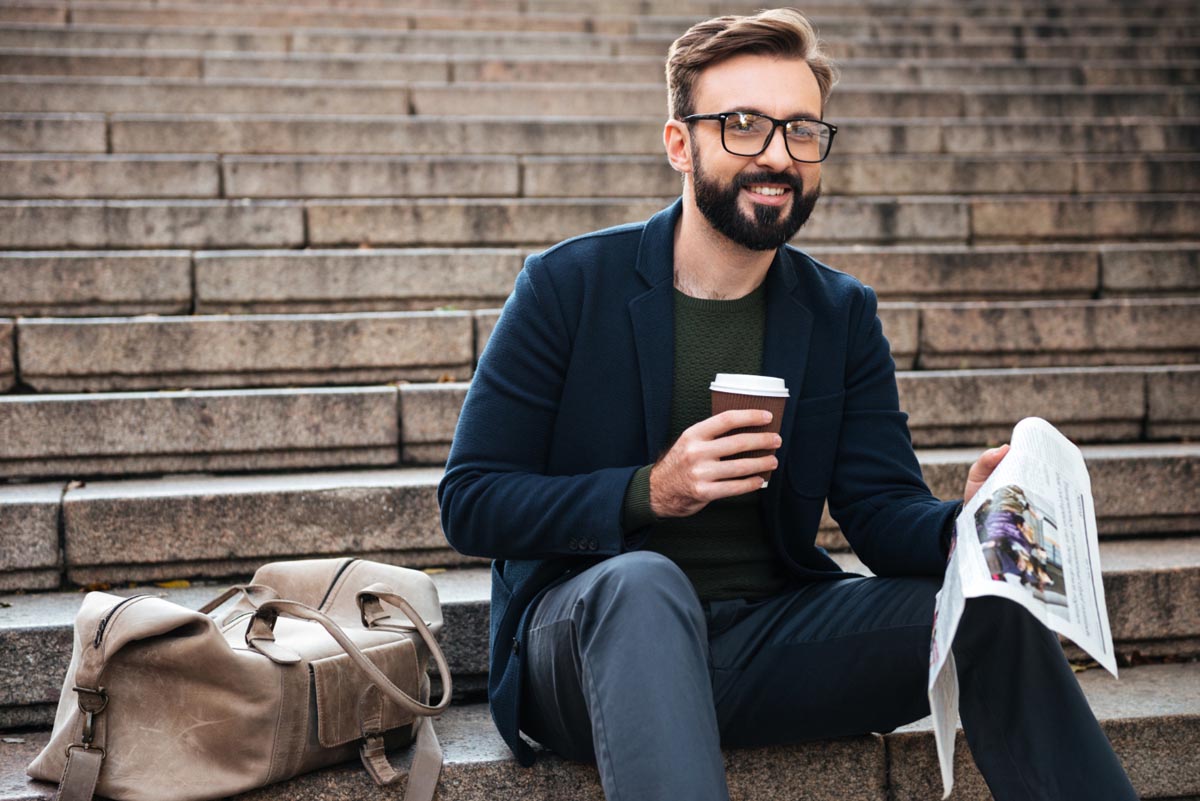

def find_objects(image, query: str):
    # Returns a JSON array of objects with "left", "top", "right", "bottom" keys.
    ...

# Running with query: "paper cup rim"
[{"left": 710, "top": 373, "right": 789, "bottom": 397}]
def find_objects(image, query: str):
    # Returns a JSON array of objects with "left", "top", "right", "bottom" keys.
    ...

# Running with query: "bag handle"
[
  {"left": 197, "top": 583, "right": 279, "bottom": 616},
  {"left": 248, "top": 588, "right": 451, "bottom": 717},
  {"left": 355, "top": 583, "right": 452, "bottom": 713}
]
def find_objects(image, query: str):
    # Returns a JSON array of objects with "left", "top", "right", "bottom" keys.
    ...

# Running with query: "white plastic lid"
[{"left": 709, "top": 373, "right": 789, "bottom": 397}]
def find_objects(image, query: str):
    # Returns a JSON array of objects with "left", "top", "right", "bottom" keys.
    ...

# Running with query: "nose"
[{"left": 753, "top": 124, "right": 794, "bottom": 172}]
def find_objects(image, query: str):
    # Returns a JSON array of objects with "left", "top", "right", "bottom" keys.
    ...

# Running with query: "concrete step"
[
  {"left": 0, "top": 250, "right": 195, "bottom": 316},
  {"left": 7, "top": 194, "right": 1197, "bottom": 248},
  {"left": 0, "top": 154, "right": 222, "bottom": 199},
  {"left": 97, "top": 113, "right": 1200, "bottom": 157},
  {"left": 20, "top": 3, "right": 1198, "bottom": 41},
  {"left": 5, "top": 299, "right": 1196, "bottom": 392},
  {"left": 61, "top": 3, "right": 642, "bottom": 35},
  {"left": 0, "top": 154, "right": 521, "bottom": 199},
  {"left": 0, "top": 543, "right": 1197, "bottom": 739},
  {"left": 889, "top": 661, "right": 1200, "bottom": 801},
  {"left": 0, "top": 386, "right": 403, "bottom": 480},
  {"left": 5, "top": 22, "right": 1199, "bottom": 62},
  {"left": 6, "top": 659, "right": 1200, "bottom": 800},
  {"left": 17, "top": 194, "right": 1183, "bottom": 251},
  {"left": 0, "top": 200, "right": 306, "bottom": 248},
  {"left": 633, "top": 15, "right": 1200, "bottom": 40},
  {"left": 0, "top": 321, "right": 10, "bottom": 393},
  {"left": 2, "top": 662, "right": 1196, "bottom": 799},
  {"left": 2, "top": 76, "right": 1197, "bottom": 118},
  {"left": 0, "top": 248, "right": 525, "bottom": 317},
  {"left": 6, "top": 153, "right": 1199, "bottom": 199},
  {"left": 0, "top": 365, "right": 1196, "bottom": 478},
  {"left": 0, "top": 113, "right": 106, "bottom": 154},
  {"left": 519, "top": 154, "right": 1200, "bottom": 198},
  {"left": 828, "top": 36, "right": 1200, "bottom": 62},
  {"left": 2, "top": 244, "right": 1196, "bottom": 318},
  {"left": 14, "top": 310, "right": 478, "bottom": 391},
  {"left": 835, "top": 58, "right": 1200, "bottom": 88},
  {"left": 39, "top": 0, "right": 1200, "bottom": 19},
  {"left": 3, "top": 47, "right": 1197, "bottom": 88},
  {"left": 912, "top": 298, "right": 1200, "bottom": 369},
  {"left": 296, "top": 195, "right": 1199, "bottom": 247},
  {"left": 0, "top": 443, "right": 1195, "bottom": 590}
]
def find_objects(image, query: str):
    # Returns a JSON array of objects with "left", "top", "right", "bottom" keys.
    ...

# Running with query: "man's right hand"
[{"left": 649, "top": 409, "right": 782, "bottom": 518}]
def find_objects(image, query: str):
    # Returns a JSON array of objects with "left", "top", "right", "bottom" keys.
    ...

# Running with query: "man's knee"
[
  {"left": 955, "top": 595, "right": 1058, "bottom": 660},
  {"left": 578, "top": 551, "right": 705, "bottom": 632}
]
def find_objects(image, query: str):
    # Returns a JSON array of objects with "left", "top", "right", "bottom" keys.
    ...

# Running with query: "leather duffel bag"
[{"left": 27, "top": 557, "right": 452, "bottom": 801}]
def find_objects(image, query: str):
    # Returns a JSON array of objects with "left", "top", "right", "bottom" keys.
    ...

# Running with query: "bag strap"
[
  {"left": 358, "top": 680, "right": 443, "bottom": 799},
  {"left": 54, "top": 746, "right": 103, "bottom": 801}
]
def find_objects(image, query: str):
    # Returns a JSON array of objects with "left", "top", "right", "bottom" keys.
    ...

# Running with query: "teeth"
[{"left": 749, "top": 186, "right": 787, "bottom": 196}]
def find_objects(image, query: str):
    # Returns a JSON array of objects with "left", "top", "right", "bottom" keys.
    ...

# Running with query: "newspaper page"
[{"left": 927, "top": 417, "right": 1117, "bottom": 798}]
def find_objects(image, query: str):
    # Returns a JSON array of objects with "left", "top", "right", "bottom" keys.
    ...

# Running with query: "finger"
[
  {"left": 709, "top": 431, "right": 782, "bottom": 459},
  {"left": 700, "top": 473, "right": 770, "bottom": 500},
  {"left": 702, "top": 453, "right": 778, "bottom": 482},
  {"left": 693, "top": 408, "right": 774, "bottom": 439},
  {"left": 968, "top": 444, "right": 1009, "bottom": 477},
  {"left": 984, "top": 443, "right": 1010, "bottom": 464}
]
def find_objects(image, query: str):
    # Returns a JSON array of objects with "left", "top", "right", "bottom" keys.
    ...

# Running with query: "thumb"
[{"left": 965, "top": 444, "right": 1010, "bottom": 504}]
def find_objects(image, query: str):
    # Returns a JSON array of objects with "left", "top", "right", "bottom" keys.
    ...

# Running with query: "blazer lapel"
[
  {"left": 629, "top": 201, "right": 681, "bottom": 461},
  {"left": 761, "top": 249, "right": 814, "bottom": 475}
]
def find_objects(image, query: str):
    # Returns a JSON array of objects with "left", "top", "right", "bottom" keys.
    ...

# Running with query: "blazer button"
[
  {"left": 588, "top": 539, "right": 598, "bottom": 550},
  {"left": 568, "top": 538, "right": 578, "bottom": 550},
  {"left": 512, "top": 637, "right": 520, "bottom": 655}
]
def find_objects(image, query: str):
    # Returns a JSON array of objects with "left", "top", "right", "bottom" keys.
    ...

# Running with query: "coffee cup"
[{"left": 709, "top": 373, "right": 788, "bottom": 486}]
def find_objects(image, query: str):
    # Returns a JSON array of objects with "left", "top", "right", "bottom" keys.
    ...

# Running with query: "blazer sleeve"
[
  {"left": 438, "top": 254, "right": 641, "bottom": 560},
  {"left": 827, "top": 284, "right": 960, "bottom": 577}
]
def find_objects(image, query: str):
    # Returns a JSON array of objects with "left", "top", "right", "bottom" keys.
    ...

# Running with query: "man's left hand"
[{"left": 964, "top": 444, "right": 1010, "bottom": 504}]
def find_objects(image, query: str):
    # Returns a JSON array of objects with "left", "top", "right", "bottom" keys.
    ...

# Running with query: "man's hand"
[
  {"left": 649, "top": 409, "right": 782, "bottom": 518},
  {"left": 964, "top": 444, "right": 1010, "bottom": 504}
]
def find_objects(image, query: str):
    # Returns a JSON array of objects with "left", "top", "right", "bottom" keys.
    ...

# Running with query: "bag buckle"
[
  {"left": 73, "top": 686, "right": 108, "bottom": 746},
  {"left": 65, "top": 743, "right": 107, "bottom": 759}
]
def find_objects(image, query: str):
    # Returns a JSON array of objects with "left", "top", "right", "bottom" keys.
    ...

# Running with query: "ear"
[{"left": 663, "top": 119, "right": 693, "bottom": 176}]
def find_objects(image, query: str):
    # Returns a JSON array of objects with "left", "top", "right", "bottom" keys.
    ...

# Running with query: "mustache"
[{"left": 731, "top": 171, "right": 805, "bottom": 194}]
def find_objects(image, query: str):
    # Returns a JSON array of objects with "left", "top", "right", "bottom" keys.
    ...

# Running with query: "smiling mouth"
[{"left": 744, "top": 185, "right": 792, "bottom": 200}]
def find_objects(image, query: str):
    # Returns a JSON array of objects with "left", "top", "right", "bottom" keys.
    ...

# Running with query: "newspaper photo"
[{"left": 927, "top": 417, "right": 1118, "bottom": 798}]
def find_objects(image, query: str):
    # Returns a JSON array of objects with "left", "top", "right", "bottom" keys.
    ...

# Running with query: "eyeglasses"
[{"left": 682, "top": 111, "right": 837, "bottom": 163}]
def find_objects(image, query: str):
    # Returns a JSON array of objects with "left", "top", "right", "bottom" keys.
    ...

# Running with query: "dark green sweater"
[{"left": 620, "top": 280, "right": 790, "bottom": 602}]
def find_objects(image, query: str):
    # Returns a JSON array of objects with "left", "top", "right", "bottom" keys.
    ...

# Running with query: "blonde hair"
[{"left": 666, "top": 8, "right": 838, "bottom": 119}]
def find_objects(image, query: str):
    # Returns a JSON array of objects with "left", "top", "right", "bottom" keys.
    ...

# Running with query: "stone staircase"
[{"left": 0, "top": 0, "right": 1198, "bottom": 798}]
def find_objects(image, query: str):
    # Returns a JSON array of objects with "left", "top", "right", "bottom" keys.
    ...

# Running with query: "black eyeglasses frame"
[{"left": 681, "top": 112, "right": 838, "bottom": 163}]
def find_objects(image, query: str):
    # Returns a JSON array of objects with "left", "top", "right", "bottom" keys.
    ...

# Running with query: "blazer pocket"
[{"left": 785, "top": 390, "right": 846, "bottom": 499}]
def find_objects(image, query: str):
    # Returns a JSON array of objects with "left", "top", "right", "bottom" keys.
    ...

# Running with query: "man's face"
[{"left": 684, "top": 54, "right": 825, "bottom": 251}]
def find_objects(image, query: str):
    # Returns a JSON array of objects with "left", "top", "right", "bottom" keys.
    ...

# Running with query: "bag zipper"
[
  {"left": 93, "top": 595, "right": 149, "bottom": 648},
  {"left": 316, "top": 558, "right": 359, "bottom": 609}
]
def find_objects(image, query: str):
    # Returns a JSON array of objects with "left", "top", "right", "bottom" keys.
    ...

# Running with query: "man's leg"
[
  {"left": 708, "top": 576, "right": 1136, "bottom": 801},
  {"left": 519, "top": 551, "right": 730, "bottom": 801},
  {"left": 954, "top": 595, "right": 1137, "bottom": 801}
]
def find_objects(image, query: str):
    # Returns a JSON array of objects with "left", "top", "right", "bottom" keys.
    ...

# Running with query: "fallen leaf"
[{"left": 155, "top": 580, "right": 192, "bottom": 589}]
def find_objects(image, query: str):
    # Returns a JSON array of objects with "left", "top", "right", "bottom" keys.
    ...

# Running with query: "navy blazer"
[{"left": 438, "top": 199, "right": 958, "bottom": 765}]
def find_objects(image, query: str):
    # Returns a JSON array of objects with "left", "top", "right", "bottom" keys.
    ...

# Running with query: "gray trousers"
[{"left": 518, "top": 551, "right": 1137, "bottom": 801}]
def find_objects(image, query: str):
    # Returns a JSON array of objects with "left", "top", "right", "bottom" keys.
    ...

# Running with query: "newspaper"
[{"left": 927, "top": 417, "right": 1117, "bottom": 798}]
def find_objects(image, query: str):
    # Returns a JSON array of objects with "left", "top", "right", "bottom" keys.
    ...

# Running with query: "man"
[{"left": 439, "top": 9, "right": 1136, "bottom": 800}]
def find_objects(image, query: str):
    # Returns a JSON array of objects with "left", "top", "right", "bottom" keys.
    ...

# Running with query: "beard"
[{"left": 691, "top": 146, "right": 821, "bottom": 252}]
